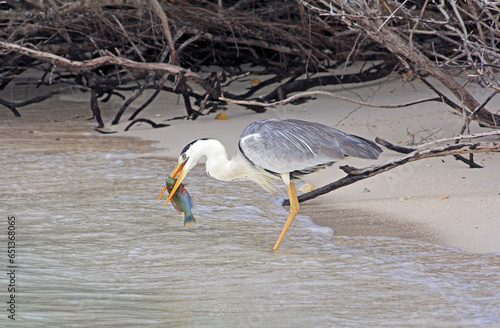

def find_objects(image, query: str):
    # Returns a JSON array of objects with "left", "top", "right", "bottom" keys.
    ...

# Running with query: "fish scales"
[{"left": 165, "top": 176, "right": 196, "bottom": 226}]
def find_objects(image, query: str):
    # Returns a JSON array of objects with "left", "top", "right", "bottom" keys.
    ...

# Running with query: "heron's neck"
[{"left": 203, "top": 140, "right": 250, "bottom": 182}]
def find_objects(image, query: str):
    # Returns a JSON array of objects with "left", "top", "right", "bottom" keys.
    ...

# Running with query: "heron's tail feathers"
[{"left": 342, "top": 135, "right": 383, "bottom": 159}]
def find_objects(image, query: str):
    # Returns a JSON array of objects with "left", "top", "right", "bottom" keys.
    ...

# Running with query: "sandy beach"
[
  {"left": 3, "top": 2, "right": 500, "bottom": 324},
  {"left": 102, "top": 75, "right": 500, "bottom": 254},
  {"left": 2, "top": 72, "right": 500, "bottom": 326},
  {"left": 3, "top": 73, "right": 498, "bottom": 254}
]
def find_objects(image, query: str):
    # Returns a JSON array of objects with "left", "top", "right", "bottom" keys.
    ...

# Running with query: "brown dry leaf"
[{"left": 215, "top": 111, "right": 228, "bottom": 120}]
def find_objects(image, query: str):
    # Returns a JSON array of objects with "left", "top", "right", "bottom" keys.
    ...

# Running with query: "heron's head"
[{"left": 158, "top": 139, "right": 211, "bottom": 206}]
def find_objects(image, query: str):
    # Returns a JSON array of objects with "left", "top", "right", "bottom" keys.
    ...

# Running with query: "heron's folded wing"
[{"left": 239, "top": 119, "right": 348, "bottom": 174}]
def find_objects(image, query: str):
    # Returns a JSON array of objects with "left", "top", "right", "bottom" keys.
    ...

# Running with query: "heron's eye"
[{"left": 181, "top": 153, "right": 187, "bottom": 161}]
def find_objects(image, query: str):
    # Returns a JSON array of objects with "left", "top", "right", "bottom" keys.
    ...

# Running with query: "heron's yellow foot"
[{"left": 272, "top": 211, "right": 298, "bottom": 251}]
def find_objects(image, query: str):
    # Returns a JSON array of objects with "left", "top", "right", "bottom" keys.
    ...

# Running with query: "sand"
[
  {"left": 109, "top": 74, "right": 500, "bottom": 254},
  {"left": 5, "top": 73, "right": 500, "bottom": 253}
]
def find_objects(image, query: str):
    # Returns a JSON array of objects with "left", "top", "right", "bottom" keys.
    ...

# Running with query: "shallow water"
[{"left": 1, "top": 134, "right": 499, "bottom": 327}]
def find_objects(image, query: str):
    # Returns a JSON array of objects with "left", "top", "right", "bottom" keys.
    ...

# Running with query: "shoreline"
[
  {"left": 3, "top": 76, "right": 499, "bottom": 253},
  {"left": 112, "top": 76, "right": 500, "bottom": 254}
]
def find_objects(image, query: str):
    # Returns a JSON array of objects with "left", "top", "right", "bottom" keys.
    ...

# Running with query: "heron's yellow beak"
[{"left": 157, "top": 161, "right": 187, "bottom": 206}]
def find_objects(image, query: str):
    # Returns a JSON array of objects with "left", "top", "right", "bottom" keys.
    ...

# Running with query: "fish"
[{"left": 164, "top": 176, "right": 196, "bottom": 226}]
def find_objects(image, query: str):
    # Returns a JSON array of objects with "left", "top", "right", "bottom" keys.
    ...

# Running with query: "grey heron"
[{"left": 158, "top": 118, "right": 382, "bottom": 250}]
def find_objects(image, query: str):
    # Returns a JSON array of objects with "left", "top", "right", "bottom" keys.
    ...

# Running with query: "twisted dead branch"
[
  {"left": 1, "top": 0, "right": 499, "bottom": 129},
  {"left": 299, "top": 0, "right": 500, "bottom": 128},
  {"left": 221, "top": 90, "right": 441, "bottom": 109},
  {"left": 0, "top": 41, "right": 205, "bottom": 86},
  {"left": 283, "top": 140, "right": 500, "bottom": 205}
]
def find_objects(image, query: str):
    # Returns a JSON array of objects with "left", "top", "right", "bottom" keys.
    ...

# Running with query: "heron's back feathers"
[{"left": 239, "top": 119, "right": 382, "bottom": 176}]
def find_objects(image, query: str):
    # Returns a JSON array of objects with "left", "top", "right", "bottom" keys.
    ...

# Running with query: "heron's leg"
[{"left": 273, "top": 181, "right": 300, "bottom": 251}]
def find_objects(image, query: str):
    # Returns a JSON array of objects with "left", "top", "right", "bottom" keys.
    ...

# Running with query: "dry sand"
[{"left": 5, "top": 73, "right": 499, "bottom": 254}]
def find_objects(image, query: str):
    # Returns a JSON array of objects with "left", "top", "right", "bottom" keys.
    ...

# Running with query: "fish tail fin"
[{"left": 184, "top": 213, "right": 196, "bottom": 226}]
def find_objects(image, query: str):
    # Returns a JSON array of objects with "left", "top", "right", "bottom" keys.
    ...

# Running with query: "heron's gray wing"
[{"left": 239, "top": 119, "right": 380, "bottom": 174}]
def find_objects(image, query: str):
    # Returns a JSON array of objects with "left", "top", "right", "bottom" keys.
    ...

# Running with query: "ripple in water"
[{"left": 1, "top": 147, "right": 499, "bottom": 327}]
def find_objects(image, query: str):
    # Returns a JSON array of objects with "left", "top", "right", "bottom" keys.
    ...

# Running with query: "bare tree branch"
[
  {"left": 283, "top": 141, "right": 500, "bottom": 205},
  {"left": 299, "top": 0, "right": 500, "bottom": 128},
  {"left": 414, "top": 130, "right": 500, "bottom": 149},
  {"left": 148, "top": 0, "right": 178, "bottom": 65},
  {"left": 221, "top": 90, "right": 441, "bottom": 109},
  {"left": 0, "top": 41, "right": 218, "bottom": 97}
]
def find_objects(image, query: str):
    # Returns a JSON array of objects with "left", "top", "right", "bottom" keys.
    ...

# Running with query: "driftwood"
[
  {"left": 222, "top": 90, "right": 442, "bottom": 110},
  {"left": 124, "top": 118, "right": 170, "bottom": 131},
  {"left": 414, "top": 130, "right": 500, "bottom": 149},
  {"left": 1, "top": 0, "right": 499, "bottom": 129},
  {"left": 300, "top": 0, "right": 500, "bottom": 128},
  {"left": 283, "top": 140, "right": 500, "bottom": 205},
  {"left": 375, "top": 137, "right": 482, "bottom": 168},
  {"left": 0, "top": 41, "right": 212, "bottom": 94},
  {"left": 377, "top": 130, "right": 500, "bottom": 168}
]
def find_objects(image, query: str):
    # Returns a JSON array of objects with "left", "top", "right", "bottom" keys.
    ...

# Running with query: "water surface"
[{"left": 1, "top": 129, "right": 499, "bottom": 327}]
